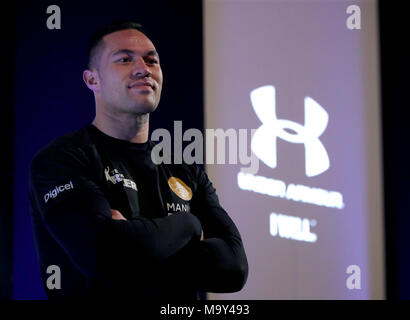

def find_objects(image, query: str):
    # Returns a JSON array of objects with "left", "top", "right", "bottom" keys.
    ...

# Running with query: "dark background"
[
  {"left": 0, "top": 0, "right": 16, "bottom": 300},
  {"left": 3, "top": 0, "right": 203, "bottom": 299},
  {"left": 379, "top": 1, "right": 410, "bottom": 299},
  {"left": 2, "top": 0, "right": 410, "bottom": 300}
]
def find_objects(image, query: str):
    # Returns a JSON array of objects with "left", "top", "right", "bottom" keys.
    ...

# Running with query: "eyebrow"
[{"left": 111, "top": 49, "right": 159, "bottom": 58}]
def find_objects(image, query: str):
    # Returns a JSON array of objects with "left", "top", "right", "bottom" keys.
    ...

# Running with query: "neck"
[{"left": 92, "top": 111, "right": 150, "bottom": 143}]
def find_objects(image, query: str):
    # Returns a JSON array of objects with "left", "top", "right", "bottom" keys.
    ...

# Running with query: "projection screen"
[{"left": 204, "top": 0, "right": 384, "bottom": 299}]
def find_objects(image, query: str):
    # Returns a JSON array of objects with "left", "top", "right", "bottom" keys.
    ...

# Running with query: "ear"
[{"left": 83, "top": 69, "right": 100, "bottom": 91}]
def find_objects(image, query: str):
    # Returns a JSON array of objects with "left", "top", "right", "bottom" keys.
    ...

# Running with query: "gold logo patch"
[{"left": 168, "top": 177, "right": 192, "bottom": 201}]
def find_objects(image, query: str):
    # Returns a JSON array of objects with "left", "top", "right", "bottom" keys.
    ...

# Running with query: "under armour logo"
[{"left": 250, "top": 85, "right": 329, "bottom": 177}]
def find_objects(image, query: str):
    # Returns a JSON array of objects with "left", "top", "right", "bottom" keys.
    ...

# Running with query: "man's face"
[{"left": 94, "top": 29, "right": 163, "bottom": 115}]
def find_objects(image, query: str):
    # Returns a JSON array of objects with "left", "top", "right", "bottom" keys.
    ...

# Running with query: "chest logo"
[
  {"left": 105, "top": 166, "right": 138, "bottom": 191},
  {"left": 168, "top": 177, "right": 192, "bottom": 201}
]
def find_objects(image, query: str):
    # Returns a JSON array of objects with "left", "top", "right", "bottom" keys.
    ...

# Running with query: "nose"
[{"left": 131, "top": 56, "right": 151, "bottom": 78}]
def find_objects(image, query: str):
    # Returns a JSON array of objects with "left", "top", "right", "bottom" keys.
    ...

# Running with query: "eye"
[
  {"left": 118, "top": 56, "right": 132, "bottom": 63},
  {"left": 146, "top": 58, "right": 159, "bottom": 65}
]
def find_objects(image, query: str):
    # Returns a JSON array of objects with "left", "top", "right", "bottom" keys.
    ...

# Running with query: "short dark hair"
[{"left": 87, "top": 21, "right": 145, "bottom": 70}]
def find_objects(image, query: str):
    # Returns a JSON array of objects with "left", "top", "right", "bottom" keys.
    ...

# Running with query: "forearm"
[
  {"left": 102, "top": 212, "right": 202, "bottom": 264},
  {"left": 192, "top": 237, "right": 248, "bottom": 292},
  {"left": 163, "top": 235, "right": 248, "bottom": 293},
  {"left": 41, "top": 200, "right": 202, "bottom": 278}
]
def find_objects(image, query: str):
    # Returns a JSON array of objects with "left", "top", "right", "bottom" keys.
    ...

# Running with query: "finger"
[
  {"left": 112, "top": 213, "right": 127, "bottom": 221},
  {"left": 110, "top": 209, "right": 127, "bottom": 220}
]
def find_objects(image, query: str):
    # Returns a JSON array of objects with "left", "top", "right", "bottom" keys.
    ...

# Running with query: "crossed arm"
[
  {"left": 30, "top": 148, "right": 248, "bottom": 293},
  {"left": 111, "top": 208, "right": 204, "bottom": 240}
]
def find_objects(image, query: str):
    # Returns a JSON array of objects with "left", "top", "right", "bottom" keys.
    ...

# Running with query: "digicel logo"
[{"left": 44, "top": 181, "right": 74, "bottom": 203}]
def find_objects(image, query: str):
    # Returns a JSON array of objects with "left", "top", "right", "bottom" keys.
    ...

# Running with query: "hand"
[
  {"left": 111, "top": 209, "right": 127, "bottom": 221},
  {"left": 200, "top": 230, "right": 204, "bottom": 241}
]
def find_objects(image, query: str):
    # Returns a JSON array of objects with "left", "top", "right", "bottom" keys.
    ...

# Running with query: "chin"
[{"left": 132, "top": 102, "right": 158, "bottom": 115}]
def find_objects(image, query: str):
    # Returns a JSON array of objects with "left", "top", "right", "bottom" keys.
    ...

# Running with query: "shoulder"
[{"left": 30, "top": 127, "right": 93, "bottom": 172}]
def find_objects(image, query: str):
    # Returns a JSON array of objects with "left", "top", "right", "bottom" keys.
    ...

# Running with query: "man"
[{"left": 29, "top": 21, "right": 248, "bottom": 300}]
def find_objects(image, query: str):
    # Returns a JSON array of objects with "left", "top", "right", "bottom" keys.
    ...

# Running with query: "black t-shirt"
[{"left": 29, "top": 125, "right": 248, "bottom": 300}]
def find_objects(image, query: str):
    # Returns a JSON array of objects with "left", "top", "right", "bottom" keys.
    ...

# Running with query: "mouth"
[{"left": 128, "top": 81, "right": 154, "bottom": 91}]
